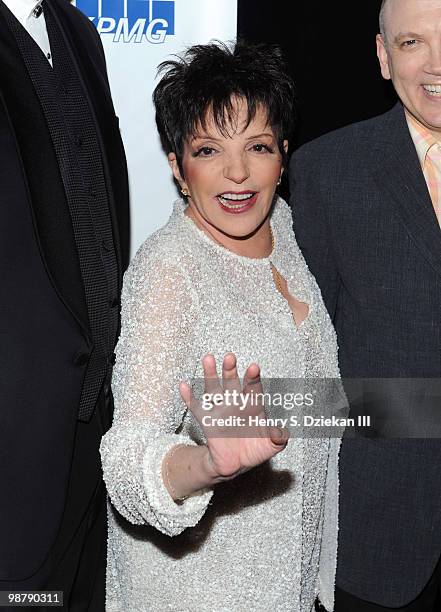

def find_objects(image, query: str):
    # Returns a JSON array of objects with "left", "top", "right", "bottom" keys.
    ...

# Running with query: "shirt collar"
[
  {"left": 405, "top": 109, "right": 439, "bottom": 169},
  {"left": 2, "top": 0, "right": 43, "bottom": 26}
]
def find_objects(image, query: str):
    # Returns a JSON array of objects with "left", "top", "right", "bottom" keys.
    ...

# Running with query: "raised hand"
[{"left": 179, "top": 352, "right": 289, "bottom": 484}]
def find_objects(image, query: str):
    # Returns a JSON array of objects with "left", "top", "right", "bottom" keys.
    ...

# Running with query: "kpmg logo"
[{"left": 75, "top": 0, "right": 175, "bottom": 43}]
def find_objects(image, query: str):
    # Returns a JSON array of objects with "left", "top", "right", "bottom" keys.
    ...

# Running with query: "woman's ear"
[
  {"left": 168, "top": 153, "right": 186, "bottom": 188},
  {"left": 283, "top": 140, "right": 288, "bottom": 155},
  {"left": 168, "top": 152, "right": 191, "bottom": 198}
]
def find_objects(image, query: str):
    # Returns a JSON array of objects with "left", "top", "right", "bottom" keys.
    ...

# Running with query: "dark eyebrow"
[
  {"left": 190, "top": 132, "right": 275, "bottom": 143},
  {"left": 245, "top": 132, "right": 275, "bottom": 140},
  {"left": 190, "top": 134, "right": 222, "bottom": 142}
]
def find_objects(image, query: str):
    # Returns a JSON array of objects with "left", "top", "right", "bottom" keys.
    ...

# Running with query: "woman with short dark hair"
[{"left": 101, "top": 41, "right": 340, "bottom": 612}]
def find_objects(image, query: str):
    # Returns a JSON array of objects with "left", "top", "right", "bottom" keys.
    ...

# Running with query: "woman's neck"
[{"left": 184, "top": 205, "right": 273, "bottom": 259}]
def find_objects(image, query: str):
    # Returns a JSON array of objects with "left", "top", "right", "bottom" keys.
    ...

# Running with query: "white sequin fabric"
[{"left": 100, "top": 197, "right": 340, "bottom": 612}]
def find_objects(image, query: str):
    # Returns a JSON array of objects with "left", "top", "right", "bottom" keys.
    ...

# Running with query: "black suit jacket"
[
  {"left": 0, "top": 0, "right": 129, "bottom": 580},
  {"left": 290, "top": 103, "right": 441, "bottom": 607}
]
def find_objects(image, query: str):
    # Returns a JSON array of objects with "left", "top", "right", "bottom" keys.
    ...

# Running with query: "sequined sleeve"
[{"left": 100, "top": 244, "right": 213, "bottom": 537}]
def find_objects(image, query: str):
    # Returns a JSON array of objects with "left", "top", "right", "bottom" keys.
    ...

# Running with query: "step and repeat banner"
[{"left": 74, "top": 0, "right": 238, "bottom": 256}]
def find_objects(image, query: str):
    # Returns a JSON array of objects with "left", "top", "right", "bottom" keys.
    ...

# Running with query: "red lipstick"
[{"left": 216, "top": 191, "right": 258, "bottom": 214}]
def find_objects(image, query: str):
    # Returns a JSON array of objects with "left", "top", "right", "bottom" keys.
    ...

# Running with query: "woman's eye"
[
  {"left": 251, "top": 143, "right": 273, "bottom": 153},
  {"left": 194, "top": 147, "right": 216, "bottom": 157}
]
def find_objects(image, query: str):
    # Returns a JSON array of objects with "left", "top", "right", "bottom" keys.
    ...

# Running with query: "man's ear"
[{"left": 376, "top": 34, "right": 391, "bottom": 80}]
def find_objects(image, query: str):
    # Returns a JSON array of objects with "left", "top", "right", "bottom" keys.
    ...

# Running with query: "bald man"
[{"left": 291, "top": 0, "right": 441, "bottom": 610}]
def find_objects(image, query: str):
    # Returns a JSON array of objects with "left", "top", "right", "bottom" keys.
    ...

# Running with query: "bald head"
[
  {"left": 379, "top": 0, "right": 389, "bottom": 40},
  {"left": 376, "top": 0, "right": 441, "bottom": 140},
  {"left": 380, "top": 0, "right": 441, "bottom": 43}
]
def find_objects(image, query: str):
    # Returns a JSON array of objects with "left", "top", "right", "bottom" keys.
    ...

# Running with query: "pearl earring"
[{"left": 181, "top": 188, "right": 190, "bottom": 198}]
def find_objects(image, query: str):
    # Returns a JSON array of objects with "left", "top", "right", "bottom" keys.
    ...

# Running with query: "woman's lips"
[{"left": 216, "top": 191, "right": 258, "bottom": 214}]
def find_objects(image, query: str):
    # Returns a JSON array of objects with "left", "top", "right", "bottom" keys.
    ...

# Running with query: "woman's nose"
[{"left": 223, "top": 155, "right": 250, "bottom": 183}]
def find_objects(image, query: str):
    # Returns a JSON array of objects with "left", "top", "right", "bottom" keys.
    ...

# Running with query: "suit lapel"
[
  {"left": 371, "top": 103, "right": 441, "bottom": 279},
  {"left": 0, "top": 1, "right": 91, "bottom": 337}
]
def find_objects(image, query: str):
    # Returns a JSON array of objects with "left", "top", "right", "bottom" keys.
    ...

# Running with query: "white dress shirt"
[{"left": 3, "top": 0, "right": 52, "bottom": 65}]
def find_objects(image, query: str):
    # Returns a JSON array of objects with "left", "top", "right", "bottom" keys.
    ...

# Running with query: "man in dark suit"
[
  {"left": 0, "top": 0, "right": 129, "bottom": 608},
  {"left": 291, "top": 0, "right": 441, "bottom": 610}
]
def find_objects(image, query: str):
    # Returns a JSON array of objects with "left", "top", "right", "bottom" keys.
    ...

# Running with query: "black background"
[{"left": 237, "top": 0, "right": 398, "bottom": 149}]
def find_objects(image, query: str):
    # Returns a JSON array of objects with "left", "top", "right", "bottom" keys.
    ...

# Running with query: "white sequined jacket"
[{"left": 100, "top": 197, "right": 340, "bottom": 612}]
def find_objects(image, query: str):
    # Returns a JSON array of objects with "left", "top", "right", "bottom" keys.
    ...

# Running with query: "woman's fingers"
[
  {"left": 188, "top": 355, "right": 269, "bottom": 430},
  {"left": 242, "top": 362, "right": 262, "bottom": 393},
  {"left": 179, "top": 381, "right": 194, "bottom": 409},
  {"left": 180, "top": 381, "right": 212, "bottom": 427},
  {"left": 267, "top": 426, "right": 290, "bottom": 447},
  {"left": 202, "top": 354, "right": 222, "bottom": 396},
  {"left": 180, "top": 371, "right": 289, "bottom": 481},
  {"left": 221, "top": 352, "right": 241, "bottom": 391},
  {"left": 242, "top": 363, "right": 263, "bottom": 413}
]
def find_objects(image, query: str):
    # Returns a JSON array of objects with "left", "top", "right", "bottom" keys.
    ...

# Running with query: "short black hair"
[{"left": 153, "top": 40, "right": 296, "bottom": 175}]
